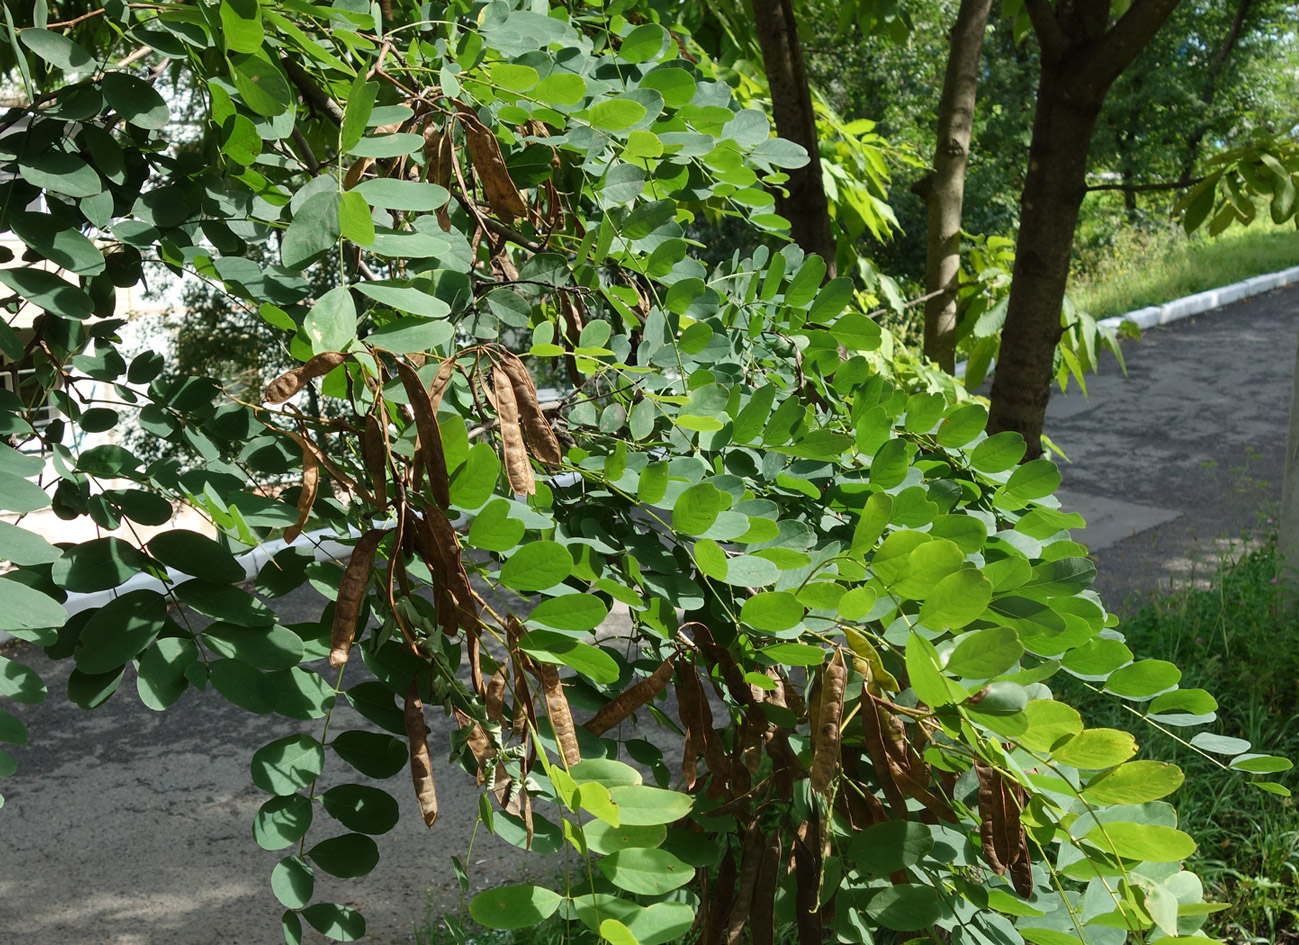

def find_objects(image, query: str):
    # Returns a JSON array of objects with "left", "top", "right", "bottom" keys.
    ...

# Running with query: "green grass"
[
  {"left": 1069, "top": 220, "right": 1299, "bottom": 321},
  {"left": 1059, "top": 522, "right": 1299, "bottom": 943}
]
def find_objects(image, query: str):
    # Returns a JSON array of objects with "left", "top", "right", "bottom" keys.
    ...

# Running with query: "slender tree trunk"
[
  {"left": 752, "top": 0, "right": 837, "bottom": 274},
  {"left": 986, "top": 0, "right": 1183, "bottom": 456},
  {"left": 987, "top": 70, "right": 1102, "bottom": 452},
  {"left": 919, "top": 0, "right": 994, "bottom": 373}
]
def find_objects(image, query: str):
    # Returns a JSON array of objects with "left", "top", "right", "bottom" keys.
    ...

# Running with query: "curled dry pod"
[
  {"left": 343, "top": 156, "right": 372, "bottom": 190},
  {"left": 264, "top": 351, "right": 348, "bottom": 404},
  {"left": 584, "top": 657, "right": 674, "bottom": 736},
  {"left": 330, "top": 528, "right": 387, "bottom": 667},
  {"left": 460, "top": 113, "right": 528, "bottom": 223},
  {"left": 405, "top": 681, "right": 439, "bottom": 827},
  {"left": 395, "top": 360, "right": 451, "bottom": 509},
  {"left": 536, "top": 660, "right": 581, "bottom": 766},
  {"left": 361, "top": 413, "right": 390, "bottom": 510},
  {"left": 975, "top": 760, "right": 1022, "bottom": 875},
  {"left": 497, "top": 353, "right": 563, "bottom": 465},
  {"left": 284, "top": 440, "right": 319, "bottom": 544},
  {"left": 428, "top": 358, "right": 455, "bottom": 414},
  {"left": 493, "top": 365, "right": 534, "bottom": 495},
  {"left": 416, "top": 505, "right": 477, "bottom": 635},
  {"left": 750, "top": 831, "right": 783, "bottom": 945},
  {"left": 810, "top": 649, "right": 846, "bottom": 795},
  {"left": 726, "top": 824, "right": 766, "bottom": 945}
]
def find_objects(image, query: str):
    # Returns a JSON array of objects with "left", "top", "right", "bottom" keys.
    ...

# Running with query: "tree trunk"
[
  {"left": 752, "top": 0, "right": 837, "bottom": 274},
  {"left": 986, "top": 0, "right": 1184, "bottom": 456},
  {"left": 920, "top": 0, "right": 994, "bottom": 373},
  {"left": 987, "top": 68, "right": 1102, "bottom": 454}
]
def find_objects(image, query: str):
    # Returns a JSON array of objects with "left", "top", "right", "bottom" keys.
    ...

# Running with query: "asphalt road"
[{"left": 2, "top": 283, "right": 1298, "bottom": 944}]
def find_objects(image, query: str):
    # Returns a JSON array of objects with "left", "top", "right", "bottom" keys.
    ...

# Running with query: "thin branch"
[
  {"left": 453, "top": 194, "right": 545, "bottom": 253},
  {"left": 1024, "top": 0, "right": 1069, "bottom": 60},
  {"left": 290, "top": 127, "right": 321, "bottom": 174},
  {"left": 1084, "top": 175, "right": 1206, "bottom": 194},
  {"left": 281, "top": 57, "right": 344, "bottom": 123}
]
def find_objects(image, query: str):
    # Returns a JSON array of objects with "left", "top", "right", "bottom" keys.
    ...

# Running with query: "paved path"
[{"left": 1, "top": 283, "right": 1297, "bottom": 944}]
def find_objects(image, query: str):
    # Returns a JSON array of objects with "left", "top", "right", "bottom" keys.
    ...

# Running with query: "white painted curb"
[
  {"left": 955, "top": 263, "right": 1299, "bottom": 379},
  {"left": 1, "top": 528, "right": 355, "bottom": 645}
]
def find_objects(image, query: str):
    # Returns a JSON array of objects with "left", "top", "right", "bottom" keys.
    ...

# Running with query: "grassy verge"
[
  {"left": 1070, "top": 221, "right": 1299, "bottom": 321},
  {"left": 1060, "top": 522, "right": 1299, "bottom": 943}
]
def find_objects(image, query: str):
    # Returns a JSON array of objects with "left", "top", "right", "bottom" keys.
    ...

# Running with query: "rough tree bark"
[
  {"left": 916, "top": 0, "right": 995, "bottom": 373},
  {"left": 752, "top": 0, "right": 838, "bottom": 274},
  {"left": 986, "top": 0, "right": 1183, "bottom": 455}
]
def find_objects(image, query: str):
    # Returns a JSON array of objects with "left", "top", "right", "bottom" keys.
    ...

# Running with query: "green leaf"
[
  {"left": 0, "top": 267, "right": 93, "bottom": 320},
  {"left": 1051, "top": 728, "right": 1138, "bottom": 769},
  {"left": 598, "top": 847, "right": 695, "bottom": 895},
  {"left": 231, "top": 54, "right": 292, "bottom": 117},
  {"left": 220, "top": 0, "right": 264, "bottom": 53},
  {"left": 619, "top": 24, "right": 666, "bottom": 62},
  {"left": 1104, "top": 659, "right": 1182, "bottom": 699},
  {"left": 300, "top": 903, "right": 366, "bottom": 941},
  {"left": 969, "top": 431, "right": 1026, "bottom": 473},
  {"left": 175, "top": 580, "right": 276, "bottom": 626},
  {"left": 489, "top": 62, "right": 539, "bottom": 91},
  {"left": 0, "top": 578, "right": 66, "bottom": 634},
  {"left": 740, "top": 591, "right": 803, "bottom": 633},
  {"left": 0, "top": 707, "right": 28, "bottom": 746},
  {"left": 331, "top": 729, "right": 407, "bottom": 778},
  {"left": 339, "top": 191, "right": 375, "bottom": 245},
  {"left": 135, "top": 637, "right": 198, "bottom": 711},
  {"left": 919, "top": 570, "right": 993, "bottom": 630},
  {"left": 607, "top": 785, "right": 692, "bottom": 826},
  {"left": 282, "top": 191, "right": 342, "bottom": 270},
  {"left": 673, "top": 483, "right": 726, "bottom": 536},
  {"left": 1085, "top": 822, "right": 1196, "bottom": 862},
  {"left": 582, "top": 821, "right": 666, "bottom": 855},
  {"left": 348, "top": 132, "right": 425, "bottom": 158},
  {"left": 0, "top": 655, "right": 47, "bottom": 705},
  {"left": 468, "top": 499, "right": 525, "bottom": 552},
  {"left": 518, "top": 630, "right": 618, "bottom": 684},
  {"left": 470, "top": 885, "right": 563, "bottom": 931},
  {"left": 0, "top": 472, "right": 49, "bottom": 514},
  {"left": 74, "top": 589, "right": 166, "bottom": 674},
  {"left": 528, "top": 594, "right": 609, "bottom": 632},
  {"left": 210, "top": 659, "right": 278, "bottom": 713},
  {"left": 1189, "top": 732, "right": 1252, "bottom": 755},
  {"left": 18, "top": 151, "right": 101, "bottom": 199},
  {"left": 148, "top": 529, "right": 245, "bottom": 584},
  {"left": 254, "top": 794, "right": 314, "bottom": 850},
  {"left": 534, "top": 72, "right": 586, "bottom": 106},
  {"left": 1229, "top": 753, "right": 1293, "bottom": 773},
  {"left": 1083, "top": 761, "right": 1185, "bottom": 805},
  {"left": 449, "top": 442, "right": 500, "bottom": 509},
  {"left": 20, "top": 28, "right": 94, "bottom": 71},
  {"left": 302, "top": 286, "right": 357, "bottom": 354},
  {"left": 905, "top": 633, "right": 963, "bottom": 708},
  {"left": 67, "top": 666, "right": 123, "bottom": 709},
  {"left": 202, "top": 622, "right": 305, "bottom": 671},
  {"left": 852, "top": 821, "right": 935, "bottom": 873},
  {"left": 354, "top": 179, "right": 449, "bottom": 211},
  {"left": 589, "top": 98, "right": 648, "bottom": 132},
  {"left": 251, "top": 734, "right": 325, "bottom": 795},
  {"left": 1016, "top": 700, "right": 1083, "bottom": 752},
  {"left": 102, "top": 72, "right": 170, "bottom": 129},
  {"left": 355, "top": 282, "right": 451, "bottom": 319},
  {"left": 9, "top": 210, "right": 104, "bottom": 275},
  {"left": 341, "top": 78, "right": 378, "bottom": 152},
  {"left": 944, "top": 626, "right": 1023, "bottom": 678},
  {"left": 320, "top": 783, "right": 401, "bottom": 834},
  {"left": 864, "top": 885, "right": 945, "bottom": 931},
  {"left": 271, "top": 855, "right": 314, "bottom": 909},
  {"left": 499, "top": 541, "right": 572, "bottom": 590},
  {"left": 308, "top": 833, "right": 380, "bottom": 878}
]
